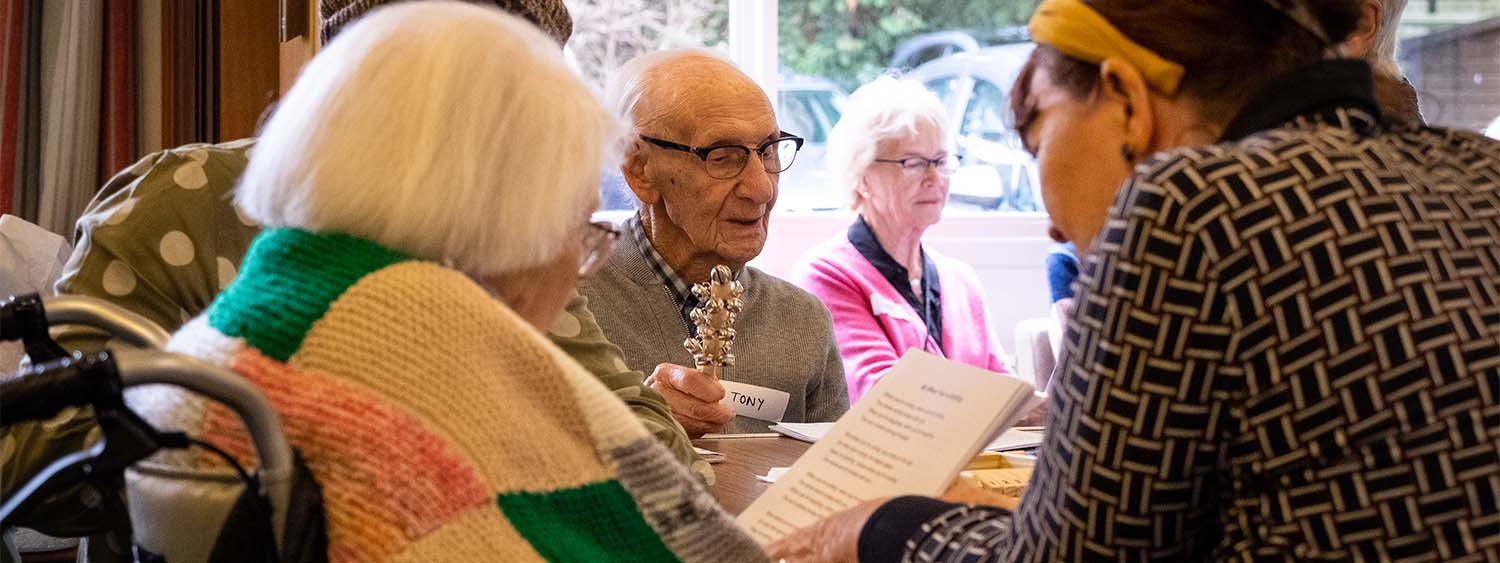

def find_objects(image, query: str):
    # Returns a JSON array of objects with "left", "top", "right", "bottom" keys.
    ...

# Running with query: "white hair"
[
  {"left": 826, "top": 76, "right": 948, "bottom": 211},
  {"left": 606, "top": 48, "right": 737, "bottom": 142},
  {"left": 236, "top": 1, "right": 619, "bottom": 277},
  {"left": 1367, "top": 0, "right": 1407, "bottom": 77}
]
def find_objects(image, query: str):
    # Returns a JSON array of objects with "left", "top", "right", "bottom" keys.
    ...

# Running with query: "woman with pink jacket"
[{"left": 791, "top": 76, "right": 1014, "bottom": 404}]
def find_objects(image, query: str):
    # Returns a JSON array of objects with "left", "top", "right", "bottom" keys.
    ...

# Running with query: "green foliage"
[{"left": 779, "top": 0, "right": 1040, "bottom": 91}]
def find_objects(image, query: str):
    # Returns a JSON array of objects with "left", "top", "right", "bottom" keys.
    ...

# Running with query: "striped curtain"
[
  {"left": 1, "top": 0, "right": 40, "bottom": 218},
  {"left": 37, "top": 2, "right": 103, "bottom": 237},
  {"left": 2, "top": 1, "right": 135, "bottom": 239},
  {"left": 100, "top": 0, "right": 136, "bottom": 190},
  {"left": 1, "top": 0, "right": 17, "bottom": 215}
]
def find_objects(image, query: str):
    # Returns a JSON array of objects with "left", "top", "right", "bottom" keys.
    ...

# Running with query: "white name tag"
[
  {"left": 720, "top": 380, "right": 791, "bottom": 423},
  {"left": 870, "top": 293, "right": 917, "bottom": 324}
]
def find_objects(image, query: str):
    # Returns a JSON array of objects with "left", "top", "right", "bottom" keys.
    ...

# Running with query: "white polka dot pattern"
[
  {"left": 217, "top": 257, "right": 237, "bottom": 290},
  {"left": 102, "top": 260, "right": 137, "bottom": 296},
  {"left": 549, "top": 311, "right": 583, "bottom": 338},
  {"left": 159, "top": 231, "right": 195, "bottom": 266},
  {"left": 173, "top": 162, "right": 208, "bottom": 190}
]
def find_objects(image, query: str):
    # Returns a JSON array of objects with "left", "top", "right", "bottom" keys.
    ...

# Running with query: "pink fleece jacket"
[{"left": 791, "top": 237, "right": 1013, "bottom": 404}]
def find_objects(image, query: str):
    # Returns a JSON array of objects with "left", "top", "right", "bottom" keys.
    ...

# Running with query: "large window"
[
  {"left": 570, "top": 0, "right": 1500, "bottom": 214},
  {"left": 570, "top": 0, "right": 1044, "bottom": 213},
  {"left": 775, "top": 0, "right": 1042, "bottom": 212},
  {"left": 1394, "top": 1, "right": 1500, "bottom": 135},
  {"left": 563, "top": 0, "right": 727, "bottom": 94}
]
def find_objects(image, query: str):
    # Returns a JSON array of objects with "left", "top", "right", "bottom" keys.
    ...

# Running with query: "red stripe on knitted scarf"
[{"left": 195, "top": 347, "right": 490, "bottom": 561}]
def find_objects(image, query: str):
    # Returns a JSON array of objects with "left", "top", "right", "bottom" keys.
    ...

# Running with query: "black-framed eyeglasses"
[
  {"left": 638, "top": 132, "right": 805, "bottom": 179},
  {"left": 872, "top": 155, "right": 961, "bottom": 177},
  {"left": 579, "top": 221, "right": 619, "bottom": 277}
]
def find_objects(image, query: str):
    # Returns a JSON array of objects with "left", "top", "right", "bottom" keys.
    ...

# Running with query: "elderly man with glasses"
[{"left": 581, "top": 50, "right": 849, "bottom": 436}]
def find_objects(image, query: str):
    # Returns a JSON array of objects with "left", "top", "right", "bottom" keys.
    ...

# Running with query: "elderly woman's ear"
[
  {"left": 851, "top": 176, "right": 870, "bottom": 209},
  {"left": 1097, "top": 57, "right": 1156, "bottom": 164}
]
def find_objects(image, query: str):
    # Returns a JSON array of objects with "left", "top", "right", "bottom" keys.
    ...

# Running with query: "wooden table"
[{"left": 693, "top": 436, "right": 811, "bottom": 515}]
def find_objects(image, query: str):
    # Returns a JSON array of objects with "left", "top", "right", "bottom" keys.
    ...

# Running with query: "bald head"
[
  {"left": 610, "top": 49, "right": 783, "bottom": 280},
  {"left": 611, "top": 50, "right": 772, "bottom": 141}
]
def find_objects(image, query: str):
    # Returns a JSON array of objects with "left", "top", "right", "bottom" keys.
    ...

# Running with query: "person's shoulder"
[
  {"left": 1124, "top": 134, "right": 1280, "bottom": 225},
  {"left": 748, "top": 268, "right": 833, "bottom": 322},
  {"left": 922, "top": 245, "right": 965, "bottom": 269},
  {"left": 354, "top": 260, "right": 491, "bottom": 306},
  {"left": 110, "top": 139, "right": 254, "bottom": 195},
  {"left": 1385, "top": 123, "right": 1500, "bottom": 159},
  {"left": 926, "top": 249, "right": 983, "bottom": 284},
  {"left": 577, "top": 249, "right": 644, "bottom": 303},
  {"left": 1132, "top": 143, "right": 1229, "bottom": 186},
  {"left": 788, "top": 234, "right": 859, "bottom": 280},
  {"left": 587, "top": 230, "right": 657, "bottom": 290},
  {"left": 334, "top": 260, "right": 543, "bottom": 348},
  {"left": 80, "top": 139, "right": 257, "bottom": 226},
  {"left": 749, "top": 267, "right": 817, "bottom": 298}
]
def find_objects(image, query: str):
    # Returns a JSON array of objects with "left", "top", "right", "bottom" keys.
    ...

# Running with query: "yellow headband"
[{"left": 1027, "top": 0, "right": 1185, "bottom": 96}]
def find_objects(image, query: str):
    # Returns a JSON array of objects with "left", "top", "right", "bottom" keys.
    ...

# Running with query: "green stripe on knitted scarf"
[
  {"left": 498, "top": 480, "right": 680, "bottom": 562},
  {"left": 207, "top": 228, "right": 408, "bottom": 362}
]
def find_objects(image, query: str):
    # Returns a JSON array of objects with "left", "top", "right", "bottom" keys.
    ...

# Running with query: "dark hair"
[{"left": 1011, "top": 0, "right": 1362, "bottom": 136}]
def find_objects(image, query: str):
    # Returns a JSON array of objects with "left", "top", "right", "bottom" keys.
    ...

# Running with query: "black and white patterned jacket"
[{"left": 860, "top": 60, "right": 1500, "bottom": 562}]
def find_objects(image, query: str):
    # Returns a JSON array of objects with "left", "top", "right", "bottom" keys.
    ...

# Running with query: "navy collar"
[
  {"left": 848, "top": 215, "right": 943, "bottom": 350},
  {"left": 1221, "top": 59, "right": 1383, "bottom": 142}
]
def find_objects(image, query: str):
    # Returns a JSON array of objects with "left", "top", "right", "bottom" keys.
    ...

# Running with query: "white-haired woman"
[
  {"left": 135, "top": 3, "right": 762, "bottom": 560},
  {"left": 790, "top": 76, "right": 1014, "bottom": 404}
]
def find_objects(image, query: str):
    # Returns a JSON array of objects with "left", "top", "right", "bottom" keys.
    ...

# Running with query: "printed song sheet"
[{"left": 737, "top": 350, "right": 1036, "bottom": 544}]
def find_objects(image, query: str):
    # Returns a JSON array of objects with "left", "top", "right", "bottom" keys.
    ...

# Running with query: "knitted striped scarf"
[{"left": 143, "top": 228, "right": 763, "bottom": 562}]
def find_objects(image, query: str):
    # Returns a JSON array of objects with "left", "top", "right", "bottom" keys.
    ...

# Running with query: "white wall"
[{"left": 751, "top": 211, "right": 1055, "bottom": 354}]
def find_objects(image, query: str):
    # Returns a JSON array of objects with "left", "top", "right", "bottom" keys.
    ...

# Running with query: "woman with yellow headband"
[{"left": 770, "top": 0, "right": 1500, "bottom": 561}]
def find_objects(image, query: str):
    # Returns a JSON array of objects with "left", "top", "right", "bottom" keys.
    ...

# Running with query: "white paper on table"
[
  {"left": 774, "top": 423, "right": 1043, "bottom": 452},
  {"left": 984, "top": 429, "right": 1044, "bottom": 452},
  {"left": 768, "top": 422, "right": 834, "bottom": 443},
  {"left": 756, "top": 467, "right": 790, "bottom": 483}
]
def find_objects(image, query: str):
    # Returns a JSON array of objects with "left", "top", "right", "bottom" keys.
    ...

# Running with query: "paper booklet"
[
  {"left": 770, "top": 422, "right": 1044, "bottom": 453},
  {"left": 738, "top": 350, "right": 1041, "bottom": 544}
]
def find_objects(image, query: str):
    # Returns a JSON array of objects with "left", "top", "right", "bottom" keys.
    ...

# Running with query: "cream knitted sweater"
[{"left": 133, "top": 228, "right": 763, "bottom": 562}]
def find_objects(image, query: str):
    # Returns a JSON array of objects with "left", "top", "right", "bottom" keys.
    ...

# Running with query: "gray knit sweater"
[{"left": 580, "top": 237, "right": 849, "bottom": 433}]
